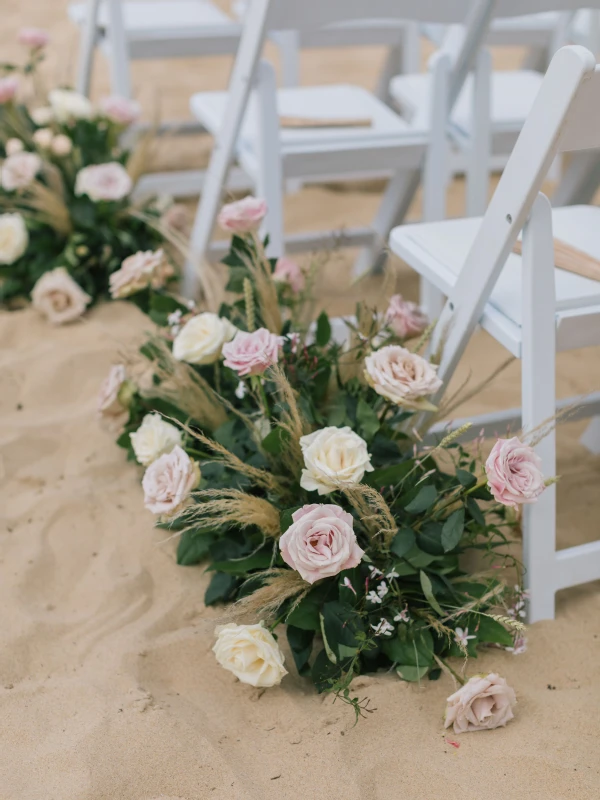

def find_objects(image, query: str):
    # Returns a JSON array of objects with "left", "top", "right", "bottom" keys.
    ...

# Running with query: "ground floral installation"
[
  {"left": 99, "top": 196, "right": 548, "bottom": 728},
  {"left": 0, "top": 29, "right": 187, "bottom": 323}
]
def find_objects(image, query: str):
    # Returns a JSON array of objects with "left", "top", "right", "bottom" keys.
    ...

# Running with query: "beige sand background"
[{"left": 2, "top": 3, "right": 600, "bottom": 799}]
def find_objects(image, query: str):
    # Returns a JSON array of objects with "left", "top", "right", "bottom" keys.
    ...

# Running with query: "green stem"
[
  {"left": 252, "top": 375, "right": 270, "bottom": 418},
  {"left": 434, "top": 654, "right": 466, "bottom": 686}
]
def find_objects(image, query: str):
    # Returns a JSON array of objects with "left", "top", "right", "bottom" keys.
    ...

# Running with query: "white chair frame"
[{"left": 390, "top": 43, "right": 600, "bottom": 622}]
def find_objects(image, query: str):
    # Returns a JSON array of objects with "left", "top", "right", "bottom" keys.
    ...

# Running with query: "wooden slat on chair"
[{"left": 513, "top": 237, "right": 600, "bottom": 281}]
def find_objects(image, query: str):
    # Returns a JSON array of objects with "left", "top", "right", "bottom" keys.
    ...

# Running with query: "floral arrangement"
[
  {"left": 101, "top": 196, "right": 546, "bottom": 726},
  {"left": 0, "top": 29, "right": 185, "bottom": 323}
]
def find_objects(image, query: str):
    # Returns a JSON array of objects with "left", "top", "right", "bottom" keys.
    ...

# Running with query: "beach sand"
[{"left": 1, "top": 2, "right": 600, "bottom": 798}]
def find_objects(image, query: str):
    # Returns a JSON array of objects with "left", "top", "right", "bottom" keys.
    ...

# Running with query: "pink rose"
[
  {"left": 1, "top": 151, "right": 41, "bottom": 191},
  {"left": 0, "top": 76, "right": 18, "bottom": 103},
  {"left": 30, "top": 267, "right": 91, "bottom": 324},
  {"left": 109, "top": 248, "right": 168, "bottom": 299},
  {"left": 485, "top": 437, "right": 546, "bottom": 508},
  {"left": 385, "top": 294, "right": 429, "bottom": 339},
  {"left": 273, "top": 257, "right": 305, "bottom": 293},
  {"left": 279, "top": 504, "right": 365, "bottom": 583},
  {"left": 445, "top": 673, "right": 516, "bottom": 733},
  {"left": 364, "top": 345, "right": 442, "bottom": 408},
  {"left": 74, "top": 162, "right": 132, "bottom": 202},
  {"left": 161, "top": 203, "right": 188, "bottom": 232},
  {"left": 142, "top": 445, "right": 200, "bottom": 517},
  {"left": 99, "top": 95, "right": 141, "bottom": 126},
  {"left": 97, "top": 364, "right": 134, "bottom": 427},
  {"left": 222, "top": 327, "right": 282, "bottom": 377},
  {"left": 5, "top": 138, "right": 24, "bottom": 156},
  {"left": 217, "top": 196, "right": 267, "bottom": 234},
  {"left": 18, "top": 27, "right": 49, "bottom": 48}
]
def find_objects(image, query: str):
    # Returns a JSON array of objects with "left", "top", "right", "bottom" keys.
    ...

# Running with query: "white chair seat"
[
  {"left": 390, "top": 69, "right": 544, "bottom": 139},
  {"left": 390, "top": 205, "right": 600, "bottom": 354},
  {"left": 68, "top": 1, "right": 238, "bottom": 39},
  {"left": 191, "top": 84, "right": 427, "bottom": 156}
]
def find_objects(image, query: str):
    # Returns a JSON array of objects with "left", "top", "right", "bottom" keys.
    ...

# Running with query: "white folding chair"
[
  {"left": 185, "top": 0, "right": 503, "bottom": 298},
  {"left": 390, "top": 6, "right": 584, "bottom": 218},
  {"left": 389, "top": 43, "right": 600, "bottom": 622}
]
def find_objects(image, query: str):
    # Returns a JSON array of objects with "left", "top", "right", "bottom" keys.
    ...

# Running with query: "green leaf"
[
  {"left": 320, "top": 601, "right": 364, "bottom": 661},
  {"left": 285, "top": 584, "right": 329, "bottom": 631},
  {"left": 315, "top": 311, "right": 331, "bottom": 347},
  {"left": 441, "top": 509, "right": 465, "bottom": 552},
  {"left": 279, "top": 507, "right": 300, "bottom": 535},
  {"left": 420, "top": 570, "right": 444, "bottom": 615},
  {"left": 286, "top": 626, "right": 314, "bottom": 675},
  {"left": 176, "top": 530, "right": 212, "bottom": 566},
  {"left": 475, "top": 615, "right": 514, "bottom": 647},
  {"left": 405, "top": 484, "right": 437, "bottom": 513},
  {"left": 261, "top": 425, "right": 289, "bottom": 455},
  {"left": 456, "top": 468, "right": 477, "bottom": 488},
  {"left": 356, "top": 398, "right": 380, "bottom": 440},
  {"left": 418, "top": 522, "right": 444, "bottom": 555},
  {"left": 363, "top": 460, "right": 413, "bottom": 489},
  {"left": 396, "top": 664, "right": 429, "bottom": 682},
  {"left": 466, "top": 497, "right": 485, "bottom": 526},
  {"left": 319, "top": 613, "right": 338, "bottom": 664},
  {"left": 209, "top": 550, "right": 273, "bottom": 574},
  {"left": 204, "top": 572, "right": 237, "bottom": 605},
  {"left": 311, "top": 648, "right": 339, "bottom": 693},
  {"left": 390, "top": 527, "right": 416, "bottom": 559}
]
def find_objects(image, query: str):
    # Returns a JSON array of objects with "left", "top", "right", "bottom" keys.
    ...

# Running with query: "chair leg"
[
  {"left": 255, "top": 61, "right": 284, "bottom": 259},
  {"left": 521, "top": 194, "right": 558, "bottom": 622},
  {"left": 465, "top": 48, "right": 491, "bottom": 217},
  {"left": 106, "top": 0, "right": 132, "bottom": 97},
  {"left": 75, "top": 0, "right": 101, "bottom": 96}
]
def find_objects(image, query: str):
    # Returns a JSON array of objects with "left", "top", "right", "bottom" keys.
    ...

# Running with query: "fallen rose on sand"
[
  {"left": 444, "top": 673, "right": 516, "bottom": 733},
  {"left": 213, "top": 622, "right": 287, "bottom": 688}
]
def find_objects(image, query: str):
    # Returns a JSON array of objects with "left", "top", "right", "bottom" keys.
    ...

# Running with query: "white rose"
[
  {"left": 299, "top": 426, "right": 374, "bottom": 496},
  {"left": 213, "top": 622, "right": 287, "bottom": 688},
  {"left": 1, "top": 151, "right": 41, "bottom": 191},
  {"left": 30, "top": 106, "right": 53, "bottom": 126},
  {"left": 0, "top": 212, "right": 28, "bottom": 264},
  {"left": 173, "top": 312, "right": 237, "bottom": 365},
  {"left": 32, "top": 127, "right": 53, "bottom": 149},
  {"left": 364, "top": 345, "right": 442, "bottom": 409},
  {"left": 129, "top": 412, "right": 182, "bottom": 466},
  {"left": 5, "top": 138, "right": 24, "bottom": 155},
  {"left": 48, "top": 89, "right": 93, "bottom": 122},
  {"left": 142, "top": 445, "right": 200, "bottom": 517},
  {"left": 30, "top": 267, "right": 91, "bottom": 324}
]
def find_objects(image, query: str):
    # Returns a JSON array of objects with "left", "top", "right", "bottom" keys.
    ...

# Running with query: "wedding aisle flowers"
[
  {"left": 364, "top": 345, "right": 442, "bottom": 409},
  {"left": 142, "top": 446, "right": 200, "bottom": 517},
  {"left": 213, "top": 622, "right": 287, "bottom": 688},
  {"left": 30, "top": 267, "right": 91, "bottom": 324},
  {"left": 384, "top": 293, "right": 429, "bottom": 339},
  {"left": 0, "top": 35, "right": 181, "bottom": 317},
  {"left": 173, "top": 312, "right": 237, "bottom": 365},
  {"left": 444, "top": 674, "right": 517, "bottom": 733},
  {"left": 485, "top": 437, "right": 546, "bottom": 507},
  {"left": 97, "top": 364, "right": 134, "bottom": 426},
  {"left": 217, "top": 196, "right": 267, "bottom": 233},
  {"left": 222, "top": 328, "right": 283, "bottom": 377},
  {"left": 130, "top": 413, "right": 183, "bottom": 466},
  {"left": 299, "top": 427, "right": 374, "bottom": 494},
  {"left": 0, "top": 213, "right": 28, "bottom": 263}
]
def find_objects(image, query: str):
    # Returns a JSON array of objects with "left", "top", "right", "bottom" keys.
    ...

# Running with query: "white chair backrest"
[{"left": 433, "top": 45, "right": 599, "bottom": 386}]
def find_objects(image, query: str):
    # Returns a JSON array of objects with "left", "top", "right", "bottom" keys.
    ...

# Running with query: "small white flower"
[
  {"left": 167, "top": 309, "right": 182, "bottom": 327},
  {"left": 235, "top": 380, "right": 248, "bottom": 400},
  {"left": 393, "top": 606, "right": 410, "bottom": 623},
  {"left": 454, "top": 627, "right": 476, "bottom": 648},
  {"left": 371, "top": 618, "right": 394, "bottom": 637},
  {"left": 376, "top": 581, "right": 388, "bottom": 599},
  {"left": 386, "top": 568, "right": 399, "bottom": 580},
  {"left": 343, "top": 577, "right": 357, "bottom": 596},
  {"left": 366, "top": 590, "right": 382, "bottom": 605},
  {"left": 505, "top": 635, "right": 527, "bottom": 656},
  {"left": 368, "top": 565, "right": 383, "bottom": 577}
]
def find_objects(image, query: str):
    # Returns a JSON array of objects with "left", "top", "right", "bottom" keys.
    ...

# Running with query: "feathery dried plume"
[
  {"left": 438, "top": 355, "right": 515, "bottom": 419},
  {"left": 228, "top": 568, "right": 311, "bottom": 622},
  {"left": 411, "top": 319, "right": 437, "bottom": 356},
  {"left": 266, "top": 365, "right": 311, "bottom": 475},
  {"left": 0, "top": 179, "right": 72, "bottom": 235},
  {"left": 244, "top": 234, "right": 282, "bottom": 333},
  {"left": 243, "top": 277, "right": 256, "bottom": 331},
  {"left": 342, "top": 484, "right": 397, "bottom": 547},
  {"left": 184, "top": 489, "right": 281, "bottom": 538},
  {"left": 135, "top": 335, "right": 227, "bottom": 432},
  {"left": 176, "top": 419, "right": 286, "bottom": 495}
]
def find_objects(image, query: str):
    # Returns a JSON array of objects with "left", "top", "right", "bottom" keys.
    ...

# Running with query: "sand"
[{"left": 2, "top": 1, "right": 600, "bottom": 798}]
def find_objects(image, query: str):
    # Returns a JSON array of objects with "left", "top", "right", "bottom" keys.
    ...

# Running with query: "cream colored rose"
[
  {"left": 129, "top": 412, "right": 182, "bottom": 466},
  {"left": 30, "top": 106, "right": 53, "bottom": 126},
  {"left": 0, "top": 212, "right": 28, "bottom": 264},
  {"left": 299, "top": 426, "right": 374, "bottom": 496},
  {"left": 213, "top": 622, "right": 287, "bottom": 688},
  {"left": 48, "top": 89, "right": 93, "bottom": 121},
  {"left": 364, "top": 345, "right": 442, "bottom": 410},
  {"left": 50, "top": 134, "right": 72, "bottom": 157},
  {"left": 32, "top": 127, "right": 53, "bottom": 149},
  {"left": 1, "top": 151, "right": 41, "bottom": 191},
  {"left": 97, "top": 364, "right": 135, "bottom": 427},
  {"left": 444, "top": 673, "right": 516, "bottom": 734},
  {"left": 142, "top": 445, "right": 200, "bottom": 517},
  {"left": 173, "top": 312, "right": 237, "bottom": 365},
  {"left": 5, "top": 138, "right": 24, "bottom": 155},
  {"left": 30, "top": 267, "right": 91, "bottom": 324}
]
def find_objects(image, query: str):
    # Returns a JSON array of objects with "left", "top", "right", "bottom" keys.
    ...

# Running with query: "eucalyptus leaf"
[
  {"left": 419, "top": 570, "right": 444, "bottom": 615},
  {"left": 441, "top": 509, "right": 465, "bottom": 552}
]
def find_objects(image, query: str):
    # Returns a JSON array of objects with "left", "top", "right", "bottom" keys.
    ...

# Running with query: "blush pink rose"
[
  {"left": 222, "top": 327, "right": 283, "bottom": 377},
  {"left": 161, "top": 203, "right": 188, "bottom": 232},
  {"left": 18, "top": 27, "right": 49, "bottom": 48},
  {"left": 99, "top": 95, "right": 141, "bottom": 126},
  {"left": 364, "top": 345, "right": 442, "bottom": 408},
  {"left": 142, "top": 445, "right": 200, "bottom": 517},
  {"left": 217, "top": 196, "right": 267, "bottom": 234},
  {"left": 273, "top": 257, "right": 305, "bottom": 293},
  {"left": 109, "top": 249, "right": 169, "bottom": 299},
  {"left": 97, "top": 363, "right": 134, "bottom": 427},
  {"left": 30, "top": 267, "right": 91, "bottom": 324},
  {"left": 74, "top": 162, "right": 132, "bottom": 202},
  {"left": 279, "top": 503, "right": 365, "bottom": 583},
  {"left": 444, "top": 673, "right": 516, "bottom": 734},
  {"left": 1, "top": 151, "right": 41, "bottom": 191},
  {"left": 0, "top": 76, "right": 18, "bottom": 103},
  {"left": 385, "top": 294, "right": 429, "bottom": 339},
  {"left": 485, "top": 437, "right": 545, "bottom": 508}
]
